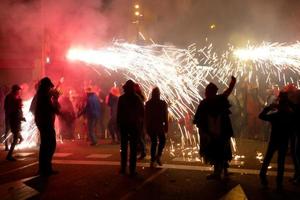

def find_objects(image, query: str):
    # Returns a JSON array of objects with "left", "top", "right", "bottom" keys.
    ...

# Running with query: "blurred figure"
[
  {"left": 283, "top": 84, "right": 300, "bottom": 184},
  {"left": 0, "top": 85, "right": 9, "bottom": 145},
  {"left": 106, "top": 85, "right": 120, "bottom": 144},
  {"left": 117, "top": 80, "right": 144, "bottom": 176},
  {"left": 34, "top": 77, "right": 60, "bottom": 176},
  {"left": 245, "top": 85, "right": 264, "bottom": 140},
  {"left": 79, "top": 87, "right": 101, "bottom": 145},
  {"left": 97, "top": 89, "right": 108, "bottom": 139},
  {"left": 58, "top": 93, "right": 76, "bottom": 140},
  {"left": 193, "top": 76, "right": 236, "bottom": 180},
  {"left": 259, "top": 92, "right": 293, "bottom": 190},
  {"left": 134, "top": 83, "right": 147, "bottom": 160},
  {"left": 145, "top": 87, "right": 168, "bottom": 168},
  {"left": 4, "top": 85, "right": 25, "bottom": 160}
]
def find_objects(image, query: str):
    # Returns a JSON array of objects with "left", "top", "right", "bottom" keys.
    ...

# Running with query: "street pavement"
[{"left": 0, "top": 139, "right": 300, "bottom": 200}]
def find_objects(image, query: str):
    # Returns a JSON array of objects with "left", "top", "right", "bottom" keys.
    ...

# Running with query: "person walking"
[
  {"left": 145, "top": 87, "right": 168, "bottom": 168},
  {"left": 4, "top": 85, "right": 25, "bottom": 160},
  {"left": 34, "top": 77, "right": 60, "bottom": 176},
  {"left": 117, "top": 80, "right": 144, "bottom": 176}
]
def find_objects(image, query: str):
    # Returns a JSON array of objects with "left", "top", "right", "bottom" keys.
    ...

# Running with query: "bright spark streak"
[
  {"left": 16, "top": 98, "right": 39, "bottom": 149},
  {"left": 234, "top": 42, "right": 300, "bottom": 72}
]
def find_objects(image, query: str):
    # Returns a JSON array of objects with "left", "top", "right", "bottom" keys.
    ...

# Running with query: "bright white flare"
[
  {"left": 17, "top": 98, "right": 39, "bottom": 149},
  {"left": 234, "top": 42, "right": 300, "bottom": 72}
]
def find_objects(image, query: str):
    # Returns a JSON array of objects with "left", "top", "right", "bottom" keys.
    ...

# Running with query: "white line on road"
[
  {"left": 0, "top": 162, "right": 38, "bottom": 177},
  {"left": 52, "top": 159, "right": 294, "bottom": 177}
]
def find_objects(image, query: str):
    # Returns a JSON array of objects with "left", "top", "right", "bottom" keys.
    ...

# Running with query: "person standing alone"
[{"left": 145, "top": 87, "right": 168, "bottom": 168}]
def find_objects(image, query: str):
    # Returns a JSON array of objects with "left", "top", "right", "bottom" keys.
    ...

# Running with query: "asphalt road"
[{"left": 0, "top": 139, "right": 300, "bottom": 200}]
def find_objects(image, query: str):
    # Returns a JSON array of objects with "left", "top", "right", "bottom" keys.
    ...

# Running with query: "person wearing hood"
[
  {"left": 145, "top": 87, "right": 168, "bottom": 168},
  {"left": 34, "top": 77, "right": 60, "bottom": 176},
  {"left": 117, "top": 80, "right": 144, "bottom": 176}
]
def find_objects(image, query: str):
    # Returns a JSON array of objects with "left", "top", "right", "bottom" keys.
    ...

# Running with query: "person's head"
[
  {"left": 122, "top": 80, "right": 135, "bottom": 93},
  {"left": 38, "top": 77, "right": 54, "bottom": 92},
  {"left": 151, "top": 87, "right": 160, "bottom": 99},
  {"left": 110, "top": 86, "right": 120, "bottom": 97},
  {"left": 11, "top": 84, "right": 21, "bottom": 96},
  {"left": 205, "top": 82, "right": 218, "bottom": 98}
]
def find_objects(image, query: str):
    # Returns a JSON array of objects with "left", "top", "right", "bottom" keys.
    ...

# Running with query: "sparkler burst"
[
  {"left": 15, "top": 41, "right": 300, "bottom": 162},
  {"left": 17, "top": 98, "right": 39, "bottom": 149}
]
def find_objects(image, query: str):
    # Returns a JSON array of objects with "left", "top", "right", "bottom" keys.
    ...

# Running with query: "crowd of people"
[{"left": 1, "top": 75, "right": 300, "bottom": 190}]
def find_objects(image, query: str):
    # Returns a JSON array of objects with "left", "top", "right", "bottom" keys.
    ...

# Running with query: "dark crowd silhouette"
[{"left": 1, "top": 76, "right": 300, "bottom": 191}]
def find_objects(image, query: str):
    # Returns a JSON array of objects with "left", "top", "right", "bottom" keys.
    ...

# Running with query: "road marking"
[
  {"left": 120, "top": 168, "right": 168, "bottom": 200},
  {"left": 270, "top": 163, "right": 294, "bottom": 170},
  {"left": 0, "top": 162, "right": 38, "bottom": 176},
  {"left": 220, "top": 184, "right": 248, "bottom": 200},
  {"left": 53, "top": 153, "right": 72, "bottom": 158},
  {"left": 86, "top": 154, "right": 112, "bottom": 159},
  {"left": 14, "top": 153, "right": 35, "bottom": 157},
  {"left": 52, "top": 160, "right": 294, "bottom": 177}
]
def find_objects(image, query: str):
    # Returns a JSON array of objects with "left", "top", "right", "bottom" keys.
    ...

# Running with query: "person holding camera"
[
  {"left": 34, "top": 77, "right": 60, "bottom": 176},
  {"left": 259, "top": 92, "right": 293, "bottom": 190}
]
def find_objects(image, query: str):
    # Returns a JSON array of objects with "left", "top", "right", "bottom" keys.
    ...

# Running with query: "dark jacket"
[
  {"left": 117, "top": 92, "right": 144, "bottom": 129},
  {"left": 193, "top": 94, "right": 233, "bottom": 139},
  {"left": 107, "top": 93, "right": 119, "bottom": 120},
  {"left": 34, "top": 91, "right": 60, "bottom": 128},
  {"left": 259, "top": 107, "right": 293, "bottom": 145},
  {"left": 145, "top": 98, "right": 168, "bottom": 133}
]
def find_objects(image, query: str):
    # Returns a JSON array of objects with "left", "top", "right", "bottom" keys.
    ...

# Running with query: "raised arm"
[{"left": 222, "top": 76, "right": 236, "bottom": 97}]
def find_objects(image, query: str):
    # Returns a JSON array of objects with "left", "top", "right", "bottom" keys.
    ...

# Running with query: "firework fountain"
[{"left": 13, "top": 41, "right": 300, "bottom": 163}]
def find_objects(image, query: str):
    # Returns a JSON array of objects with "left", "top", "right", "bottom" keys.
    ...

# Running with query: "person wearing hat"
[
  {"left": 117, "top": 80, "right": 144, "bottom": 176},
  {"left": 4, "top": 84, "right": 25, "bottom": 161},
  {"left": 34, "top": 77, "right": 60, "bottom": 176},
  {"left": 193, "top": 76, "right": 236, "bottom": 180}
]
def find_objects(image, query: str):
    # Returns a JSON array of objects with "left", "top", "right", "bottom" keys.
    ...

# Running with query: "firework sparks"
[
  {"left": 66, "top": 40, "right": 300, "bottom": 161},
  {"left": 17, "top": 98, "right": 39, "bottom": 149}
]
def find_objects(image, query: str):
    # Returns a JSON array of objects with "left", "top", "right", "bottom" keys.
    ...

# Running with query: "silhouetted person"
[
  {"left": 117, "top": 80, "right": 144, "bottom": 176},
  {"left": 78, "top": 88, "right": 101, "bottom": 145},
  {"left": 106, "top": 86, "right": 120, "bottom": 144},
  {"left": 34, "top": 77, "right": 60, "bottom": 176},
  {"left": 145, "top": 87, "right": 168, "bottom": 168},
  {"left": 284, "top": 85, "right": 300, "bottom": 184},
  {"left": 259, "top": 92, "right": 293, "bottom": 190},
  {"left": 193, "top": 76, "right": 236, "bottom": 180},
  {"left": 4, "top": 85, "right": 25, "bottom": 160},
  {"left": 134, "top": 83, "right": 146, "bottom": 160}
]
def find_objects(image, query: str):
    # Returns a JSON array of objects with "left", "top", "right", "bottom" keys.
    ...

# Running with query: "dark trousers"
[
  {"left": 120, "top": 126, "right": 138, "bottom": 174},
  {"left": 260, "top": 140, "right": 288, "bottom": 185},
  {"left": 4, "top": 117, "right": 10, "bottom": 150},
  {"left": 6, "top": 131, "right": 19, "bottom": 158},
  {"left": 291, "top": 133, "right": 300, "bottom": 179},
  {"left": 138, "top": 125, "right": 146, "bottom": 156},
  {"left": 149, "top": 131, "right": 166, "bottom": 162},
  {"left": 38, "top": 126, "right": 56, "bottom": 174},
  {"left": 108, "top": 118, "right": 119, "bottom": 142}
]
